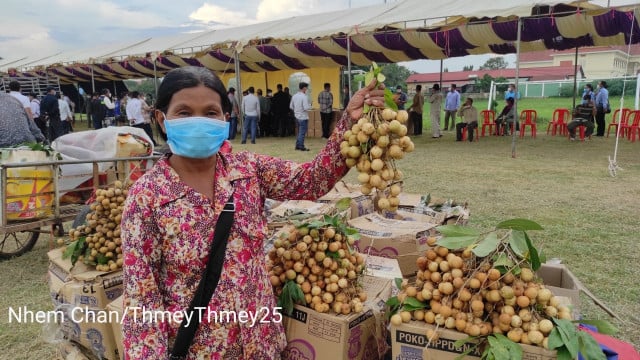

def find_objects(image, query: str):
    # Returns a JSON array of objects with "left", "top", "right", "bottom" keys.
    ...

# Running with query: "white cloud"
[
  {"left": 54, "top": 0, "right": 167, "bottom": 29},
  {"left": 189, "top": 3, "right": 256, "bottom": 26}
]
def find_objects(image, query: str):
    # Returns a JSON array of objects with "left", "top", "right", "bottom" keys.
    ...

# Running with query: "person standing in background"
[
  {"left": 40, "top": 87, "right": 63, "bottom": 141},
  {"left": 409, "top": 85, "right": 424, "bottom": 136},
  {"left": 394, "top": 85, "right": 407, "bottom": 110},
  {"left": 29, "top": 92, "right": 44, "bottom": 135},
  {"left": 272, "top": 84, "right": 289, "bottom": 137},
  {"left": 257, "top": 89, "right": 271, "bottom": 137},
  {"left": 443, "top": 84, "right": 460, "bottom": 131},
  {"left": 594, "top": 81, "right": 609, "bottom": 137},
  {"left": 429, "top": 84, "right": 443, "bottom": 138},
  {"left": 290, "top": 82, "right": 312, "bottom": 151},
  {"left": 241, "top": 87, "right": 260, "bottom": 144},
  {"left": 227, "top": 87, "right": 239, "bottom": 140},
  {"left": 318, "top": 83, "right": 334, "bottom": 139},
  {"left": 504, "top": 84, "right": 520, "bottom": 101},
  {"left": 58, "top": 92, "right": 73, "bottom": 135},
  {"left": 342, "top": 85, "right": 351, "bottom": 110},
  {"left": 8, "top": 81, "right": 33, "bottom": 120}
]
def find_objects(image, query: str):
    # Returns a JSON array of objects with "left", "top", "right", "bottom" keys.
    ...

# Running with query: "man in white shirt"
[
  {"left": 8, "top": 81, "right": 33, "bottom": 120},
  {"left": 29, "top": 93, "right": 45, "bottom": 135},
  {"left": 241, "top": 86, "right": 260, "bottom": 144},
  {"left": 57, "top": 93, "right": 73, "bottom": 135},
  {"left": 290, "top": 82, "right": 312, "bottom": 151},
  {"left": 125, "top": 91, "right": 156, "bottom": 145}
]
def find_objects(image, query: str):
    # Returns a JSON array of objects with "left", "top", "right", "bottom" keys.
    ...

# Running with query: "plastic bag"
[{"left": 52, "top": 126, "right": 153, "bottom": 160}]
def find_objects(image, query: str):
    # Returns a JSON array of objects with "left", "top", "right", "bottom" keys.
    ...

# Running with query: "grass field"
[{"left": 1, "top": 106, "right": 639, "bottom": 359}]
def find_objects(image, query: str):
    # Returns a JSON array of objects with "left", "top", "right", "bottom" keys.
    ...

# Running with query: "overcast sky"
[{"left": 1, "top": 0, "right": 632, "bottom": 74}]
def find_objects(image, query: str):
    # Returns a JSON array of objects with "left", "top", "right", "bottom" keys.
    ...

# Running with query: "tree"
[
  {"left": 380, "top": 63, "right": 415, "bottom": 91},
  {"left": 463, "top": 65, "right": 474, "bottom": 71},
  {"left": 125, "top": 79, "right": 157, "bottom": 97},
  {"left": 479, "top": 57, "right": 508, "bottom": 70}
]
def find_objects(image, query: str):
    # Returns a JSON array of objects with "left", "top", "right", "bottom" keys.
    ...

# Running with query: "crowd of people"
[{"left": 404, "top": 80, "right": 611, "bottom": 142}]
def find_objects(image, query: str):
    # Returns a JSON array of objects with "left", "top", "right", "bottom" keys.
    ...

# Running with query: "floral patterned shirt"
[{"left": 122, "top": 111, "right": 352, "bottom": 359}]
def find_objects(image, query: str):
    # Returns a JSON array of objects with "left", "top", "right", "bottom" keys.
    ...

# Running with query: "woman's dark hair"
[{"left": 155, "top": 66, "right": 230, "bottom": 115}]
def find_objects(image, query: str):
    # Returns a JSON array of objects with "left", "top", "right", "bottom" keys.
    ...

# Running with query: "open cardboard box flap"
[{"left": 538, "top": 263, "right": 623, "bottom": 322}]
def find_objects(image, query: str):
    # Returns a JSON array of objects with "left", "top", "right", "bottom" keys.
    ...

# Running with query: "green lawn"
[{"left": 1, "top": 105, "right": 639, "bottom": 359}]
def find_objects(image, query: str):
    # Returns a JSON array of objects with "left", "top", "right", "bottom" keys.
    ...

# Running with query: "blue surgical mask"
[{"left": 163, "top": 115, "right": 229, "bottom": 158}]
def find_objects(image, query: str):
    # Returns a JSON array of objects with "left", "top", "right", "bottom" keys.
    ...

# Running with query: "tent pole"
[
  {"left": 572, "top": 46, "right": 579, "bottom": 110},
  {"left": 91, "top": 66, "right": 95, "bottom": 93},
  {"left": 511, "top": 18, "right": 522, "bottom": 159},
  {"left": 347, "top": 35, "right": 352, "bottom": 94},
  {"left": 635, "top": 73, "right": 640, "bottom": 110},
  {"left": 153, "top": 59, "right": 158, "bottom": 100},
  {"left": 439, "top": 60, "right": 443, "bottom": 92},
  {"left": 234, "top": 49, "right": 243, "bottom": 134},
  {"left": 488, "top": 80, "right": 494, "bottom": 111}
]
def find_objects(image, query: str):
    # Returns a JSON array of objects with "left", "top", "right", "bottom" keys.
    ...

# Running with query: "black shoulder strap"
[{"left": 170, "top": 191, "right": 235, "bottom": 360}]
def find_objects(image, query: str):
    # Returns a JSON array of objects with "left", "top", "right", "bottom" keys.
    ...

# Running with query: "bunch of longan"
[
  {"left": 340, "top": 108, "right": 415, "bottom": 212},
  {"left": 267, "top": 224, "right": 368, "bottom": 315}
]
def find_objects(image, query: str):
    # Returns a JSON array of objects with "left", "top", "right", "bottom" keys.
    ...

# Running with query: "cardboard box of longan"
[
  {"left": 390, "top": 321, "right": 557, "bottom": 360},
  {"left": 57, "top": 340, "right": 98, "bottom": 360},
  {"left": 282, "top": 256, "right": 399, "bottom": 360},
  {"left": 317, "top": 181, "right": 375, "bottom": 220},
  {"left": 55, "top": 304, "right": 120, "bottom": 360},
  {"left": 47, "top": 248, "right": 123, "bottom": 310},
  {"left": 348, "top": 212, "right": 437, "bottom": 277},
  {"left": 106, "top": 295, "right": 124, "bottom": 360}
]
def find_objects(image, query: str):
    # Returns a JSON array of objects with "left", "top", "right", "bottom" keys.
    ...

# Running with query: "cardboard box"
[
  {"left": 106, "top": 296, "right": 124, "bottom": 360},
  {"left": 57, "top": 340, "right": 98, "bottom": 360},
  {"left": 536, "top": 263, "right": 581, "bottom": 319},
  {"left": 267, "top": 200, "right": 339, "bottom": 230},
  {"left": 386, "top": 193, "right": 470, "bottom": 226},
  {"left": 391, "top": 321, "right": 557, "bottom": 360},
  {"left": 348, "top": 212, "right": 436, "bottom": 277},
  {"left": 57, "top": 305, "right": 120, "bottom": 360},
  {"left": 47, "top": 248, "right": 123, "bottom": 309},
  {"left": 317, "top": 182, "right": 375, "bottom": 219}
]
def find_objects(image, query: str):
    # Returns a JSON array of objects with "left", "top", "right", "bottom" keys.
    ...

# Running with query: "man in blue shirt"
[
  {"left": 594, "top": 81, "right": 609, "bottom": 137},
  {"left": 504, "top": 84, "right": 521, "bottom": 101},
  {"left": 443, "top": 84, "right": 460, "bottom": 131}
]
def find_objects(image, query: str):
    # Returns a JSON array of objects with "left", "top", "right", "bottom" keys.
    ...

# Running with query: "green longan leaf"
[
  {"left": 553, "top": 318, "right": 579, "bottom": 359},
  {"left": 493, "top": 254, "right": 514, "bottom": 268},
  {"left": 384, "top": 88, "right": 398, "bottom": 110},
  {"left": 453, "top": 336, "right": 478, "bottom": 348},
  {"left": 508, "top": 230, "right": 528, "bottom": 257},
  {"left": 403, "top": 297, "right": 426, "bottom": 310},
  {"left": 335, "top": 197, "right": 352, "bottom": 212},
  {"left": 556, "top": 346, "right": 573, "bottom": 360},
  {"left": 573, "top": 320, "right": 618, "bottom": 335},
  {"left": 472, "top": 233, "right": 499, "bottom": 258},
  {"left": 547, "top": 328, "right": 565, "bottom": 349},
  {"left": 523, "top": 232, "right": 541, "bottom": 270},
  {"left": 436, "top": 236, "right": 478, "bottom": 250},
  {"left": 365, "top": 72, "right": 374, "bottom": 87},
  {"left": 436, "top": 225, "right": 481, "bottom": 237},
  {"left": 325, "top": 251, "right": 340, "bottom": 259},
  {"left": 372, "top": 61, "right": 379, "bottom": 70},
  {"left": 578, "top": 331, "right": 607, "bottom": 360},
  {"left": 394, "top": 278, "right": 403, "bottom": 290},
  {"left": 486, "top": 335, "right": 511, "bottom": 360},
  {"left": 496, "top": 218, "right": 543, "bottom": 231}
]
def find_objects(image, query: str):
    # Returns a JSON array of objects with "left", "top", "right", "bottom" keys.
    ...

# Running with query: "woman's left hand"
[{"left": 347, "top": 80, "right": 386, "bottom": 121}]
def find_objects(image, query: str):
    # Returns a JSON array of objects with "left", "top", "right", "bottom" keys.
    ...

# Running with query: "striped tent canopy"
[{"left": 2, "top": 0, "right": 640, "bottom": 83}]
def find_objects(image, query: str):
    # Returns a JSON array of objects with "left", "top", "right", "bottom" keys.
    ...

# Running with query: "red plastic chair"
[
  {"left": 547, "top": 108, "right": 570, "bottom": 136},
  {"left": 480, "top": 110, "right": 495, "bottom": 137},
  {"left": 519, "top": 109, "right": 537, "bottom": 138},
  {"left": 626, "top": 110, "right": 640, "bottom": 142},
  {"left": 568, "top": 124, "right": 587, "bottom": 141},
  {"left": 461, "top": 126, "right": 479, "bottom": 142},
  {"left": 607, "top": 108, "right": 631, "bottom": 137}
]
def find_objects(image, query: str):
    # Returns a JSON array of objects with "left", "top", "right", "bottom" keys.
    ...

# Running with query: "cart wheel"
[{"left": 0, "top": 231, "right": 40, "bottom": 259}]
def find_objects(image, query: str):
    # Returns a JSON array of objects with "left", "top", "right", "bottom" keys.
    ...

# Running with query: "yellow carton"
[{"left": 1, "top": 148, "right": 54, "bottom": 220}]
